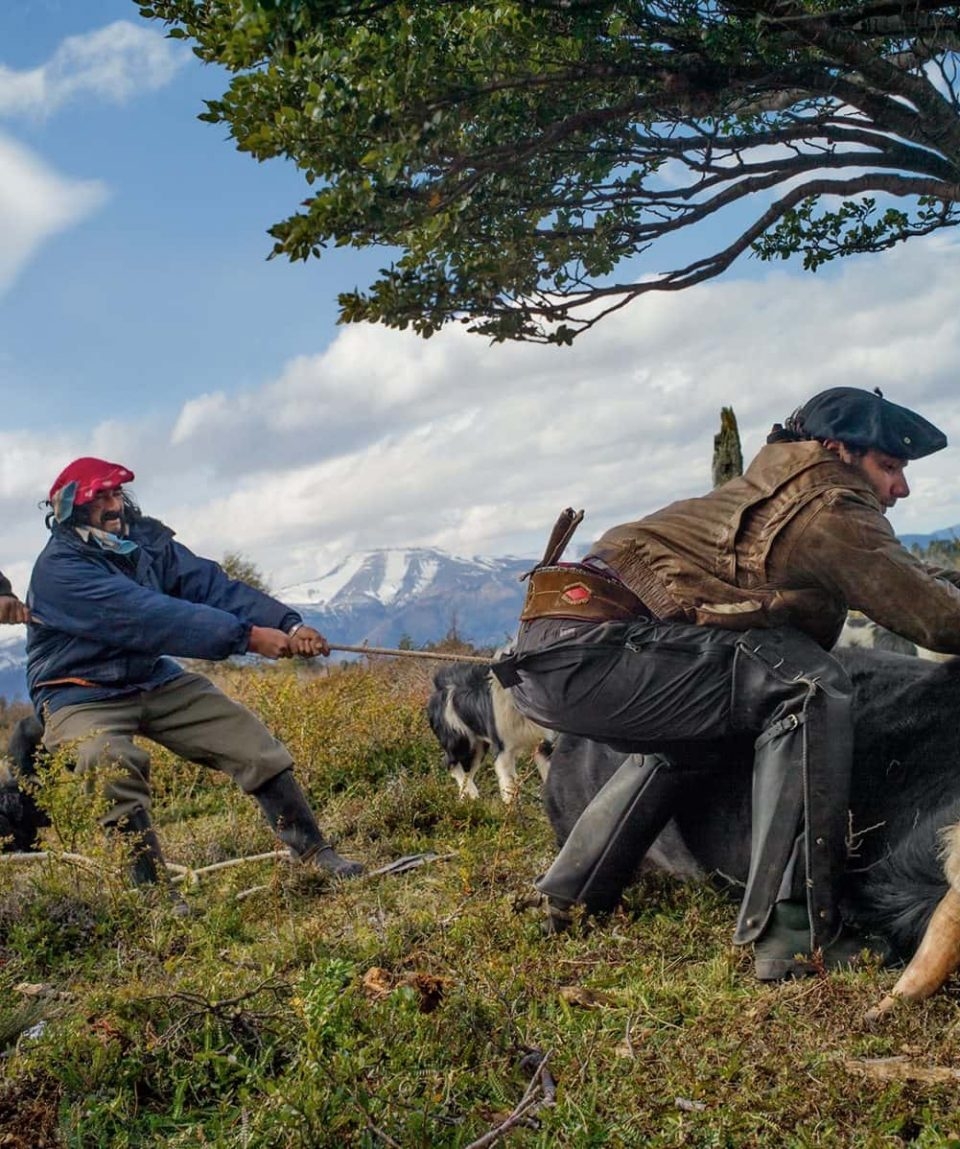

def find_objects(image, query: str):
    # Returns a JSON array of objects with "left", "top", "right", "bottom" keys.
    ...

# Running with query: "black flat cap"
[{"left": 799, "top": 387, "right": 947, "bottom": 460}]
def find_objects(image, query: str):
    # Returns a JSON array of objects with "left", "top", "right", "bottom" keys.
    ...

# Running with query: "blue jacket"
[{"left": 26, "top": 516, "right": 301, "bottom": 716}]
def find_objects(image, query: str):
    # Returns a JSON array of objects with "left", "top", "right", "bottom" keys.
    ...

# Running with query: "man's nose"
[{"left": 894, "top": 474, "right": 910, "bottom": 499}]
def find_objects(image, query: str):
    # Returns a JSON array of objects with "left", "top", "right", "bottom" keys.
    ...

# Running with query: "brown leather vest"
[{"left": 589, "top": 441, "right": 881, "bottom": 649}]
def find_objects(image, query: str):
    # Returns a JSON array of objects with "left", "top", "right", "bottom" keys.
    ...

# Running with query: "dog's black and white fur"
[{"left": 426, "top": 663, "right": 553, "bottom": 802}]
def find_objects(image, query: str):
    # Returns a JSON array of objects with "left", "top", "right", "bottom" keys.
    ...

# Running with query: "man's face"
[
  {"left": 83, "top": 486, "right": 126, "bottom": 532},
  {"left": 846, "top": 447, "right": 911, "bottom": 511}
]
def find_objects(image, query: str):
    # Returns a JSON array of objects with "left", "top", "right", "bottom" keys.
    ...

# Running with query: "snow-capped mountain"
[
  {"left": 0, "top": 627, "right": 28, "bottom": 703},
  {"left": 279, "top": 547, "right": 531, "bottom": 650},
  {"left": 0, "top": 548, "right": 533, "bottom": 701}
]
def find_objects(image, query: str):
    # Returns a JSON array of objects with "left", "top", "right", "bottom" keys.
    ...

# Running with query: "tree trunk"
[{"left": 712, "top": 407, "right": 743, "bottom": 488}]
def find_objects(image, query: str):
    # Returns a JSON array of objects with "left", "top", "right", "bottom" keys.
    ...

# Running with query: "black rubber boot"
[
  {"left": 730, "top": 633, "right": 855, "bottom": 954},
  {"left": 534, "top": 754, "right": 682, "bottom": 932},
  {"left": 251, "top": 770, "right": 363, "bottom": 878},
  {"left": 753, "top": 900, "right": 885, "bottom": 981},
  {"left": 113, "top": 808, "right": 190, "bottom": 917}
]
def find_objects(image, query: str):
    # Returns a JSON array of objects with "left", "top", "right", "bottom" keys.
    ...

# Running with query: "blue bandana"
[{"left": 74, "top": 525, "right": 139, "bottom": 556}]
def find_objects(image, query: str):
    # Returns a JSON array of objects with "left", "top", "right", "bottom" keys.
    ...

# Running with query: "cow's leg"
[{"left": 642, "top": 819, "right": 706, "bottom": 882}]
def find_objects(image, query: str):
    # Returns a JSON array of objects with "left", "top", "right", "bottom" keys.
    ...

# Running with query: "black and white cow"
[
  {"left": 544, "top": 647, "right": 960, "bottom": 1006},
  {"left": 426, "top": 663, "right": 553, "bottom": 803}
]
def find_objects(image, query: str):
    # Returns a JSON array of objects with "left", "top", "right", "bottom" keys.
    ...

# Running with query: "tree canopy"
[
  {"left": 140, "top": 0, "right": 960, "bottom": 342},
  {"left": 220, "top": 550, "right": 271, "bottom": 593}
]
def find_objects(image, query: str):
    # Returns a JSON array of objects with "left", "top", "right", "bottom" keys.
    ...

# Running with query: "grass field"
[{"left": 2, "top": 657, "right": 960, "bottom": 1148}]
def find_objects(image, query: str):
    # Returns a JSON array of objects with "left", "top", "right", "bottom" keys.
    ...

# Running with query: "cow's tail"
[{"left": 851, "top": 800, "right": 960, "bottom": 958}]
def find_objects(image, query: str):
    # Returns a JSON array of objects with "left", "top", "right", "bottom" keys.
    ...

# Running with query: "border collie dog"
[{"left": 426, "top": 663, "right": 553, "bottom": 803}]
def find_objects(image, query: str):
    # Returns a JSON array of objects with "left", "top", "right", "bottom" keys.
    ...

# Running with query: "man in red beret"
[{"left": 25, "top": 457, "right": 363, "bottom": 907}]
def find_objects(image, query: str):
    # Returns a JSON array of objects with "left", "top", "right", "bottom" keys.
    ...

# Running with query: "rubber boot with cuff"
[
  {"left": 753, "top": 899, "right": 885, "bottom": 981},
  {"left": 113, "top": 808, "right": 191, "bottom": 917},
  {"left": 252, "top": 769, "right": 363, "bottom": 878},
  {"left": 535, "top": 754, "right": 682, "bottom": 934}
]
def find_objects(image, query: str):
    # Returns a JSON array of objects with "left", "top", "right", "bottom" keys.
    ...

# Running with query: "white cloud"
[
  {"left": 0, "top": 132, "right": 107, "bottom": 293},
  {"left": 5, "top": 236, "right": 960, "bottom": 593},
  {"left": 0, "top": 21, "right": 185, "bottom": 119},
  {"left": 0, "top": 21, "right": 185, "bottom": 295}
]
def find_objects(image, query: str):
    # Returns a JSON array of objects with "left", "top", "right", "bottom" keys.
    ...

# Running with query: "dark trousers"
[{"left": 507, "top": 616, "right": 854, "bottom": 948}]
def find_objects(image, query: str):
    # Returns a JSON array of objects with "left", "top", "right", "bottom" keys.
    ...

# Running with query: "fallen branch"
[
  {"left": 170, "top": 852, "right": 290, "bottom": 886},
  {"left": 0, "top": 850, "right": 103, "bottom": 873},
  {"left": 844, "top": 1056, "right": 960, "bottom": 1084},
  {"left": 1, "top": 848, "right": 456, "bottom": 902},
  {"left": 233, "top": 852, "right": 457, "bottom": 901}
]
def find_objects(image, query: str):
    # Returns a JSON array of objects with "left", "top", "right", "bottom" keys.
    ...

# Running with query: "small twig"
[
  {"left": 366, "top": 1122, "right": 403, "bottom": 1148},
  {"left": 463, "top": 1050, "right": 556, "bottom": 1149},
  {"left": 0, "top": 850, "right": 101, "bottom": 866},
  {"left": 171, "top": 851, "right": 290, "bottom": 885},
  {"left": 1, "top": 848, "right": 291, "bottom": 886},
  {"left": 365, "top": 852, "right": 458, "bottom": 877},
  {"left": 623, "top": 1013, "right": 636, "bottom": 1059},
  {"left": 235, "top": 883, "right": 272, "bottom": 902},
  {"left": 844, "top": 1056, "right": 960, "bottom": 1084}
]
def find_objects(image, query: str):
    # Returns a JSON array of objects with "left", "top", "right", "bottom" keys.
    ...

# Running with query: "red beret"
[{"left": 49, "top": 457, "right": 135, "bottom": 505}]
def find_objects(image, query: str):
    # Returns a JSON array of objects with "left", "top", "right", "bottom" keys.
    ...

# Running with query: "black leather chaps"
[{"left": 500, "top": 616, "right": 854, "bottom": 950}]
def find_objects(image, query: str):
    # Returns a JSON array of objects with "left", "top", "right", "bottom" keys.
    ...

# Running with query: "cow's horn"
[{"left": 866, "top": 888, "right": 960, "bottom": 1022}]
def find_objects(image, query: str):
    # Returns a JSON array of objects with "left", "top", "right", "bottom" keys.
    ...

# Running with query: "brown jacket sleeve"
[{"left": 784, "top": 494, "right": 960, "bottom": 654}]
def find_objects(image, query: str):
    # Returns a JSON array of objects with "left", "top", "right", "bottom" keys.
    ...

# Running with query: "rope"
[
  {"left": 31, "top": 612, "right": 494, "bottom": 665},
  {"left": 328, "top": 643, "right": 491, "bottom": 665}
]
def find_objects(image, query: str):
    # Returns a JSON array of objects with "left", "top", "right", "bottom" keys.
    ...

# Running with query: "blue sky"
[{"left": 3, "top": 0, "right": 960, "bottom": 601}]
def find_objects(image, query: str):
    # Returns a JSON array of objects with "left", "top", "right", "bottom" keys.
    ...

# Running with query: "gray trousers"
[{"left": 42, "top": 672, "right": 293, "bottom": 825}]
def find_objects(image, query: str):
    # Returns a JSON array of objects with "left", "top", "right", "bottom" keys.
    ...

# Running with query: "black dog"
[
  {"left": 426, "top": 663, "right": 553, "bottom": 802},
  {"left": 0, "top": 714, "right": 49, "bottom": 852}
]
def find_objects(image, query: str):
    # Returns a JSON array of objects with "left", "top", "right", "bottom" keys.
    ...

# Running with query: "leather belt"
[{"left": 519, "top": 562, "right": 651, "bottom": 623}]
